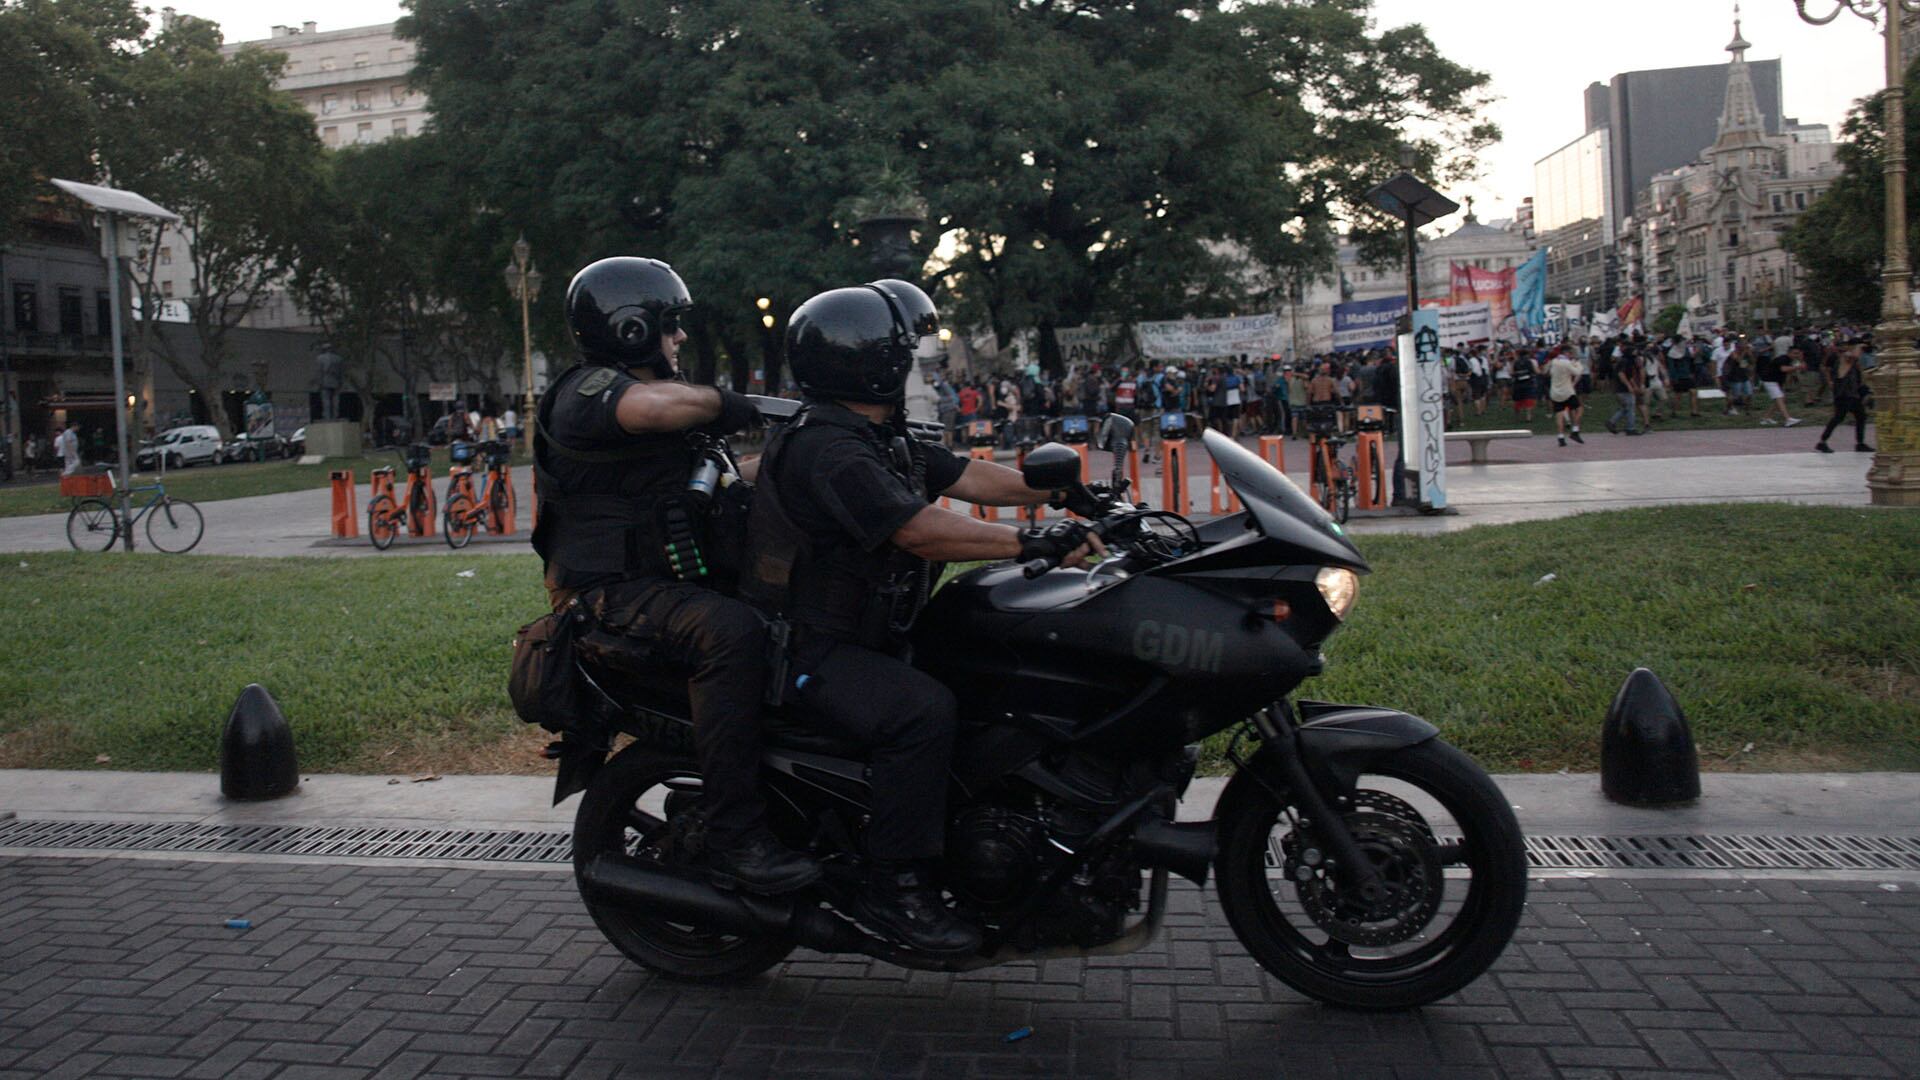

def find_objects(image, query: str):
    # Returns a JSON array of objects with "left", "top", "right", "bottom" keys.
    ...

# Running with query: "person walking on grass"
[
  {"left": 1754, "top": 342, "right": 1803, "bottom": 428},
  {"left": 1815, "top": 340, "right": 1874, "bottom": 455},
  {"left": 1722, "top": 341, "right": 1753, "bottom": 416},
  {"left": 1546, "top": 345, "right": 1585, "bottom": 447},
  {"left": 1605, "top": 340, "right": 1642, "bottom": 436}
]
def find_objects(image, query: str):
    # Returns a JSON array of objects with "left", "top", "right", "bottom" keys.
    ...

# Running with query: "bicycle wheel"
[
  {"left": 1335, "top": 464, "right": 1355, "bottom": 524},
  {"left": 1316, "top": 451, "right": 1340, "bottom": 519},
  {"left": 488, "top": 475, "right": 510, "bottom": 530},
  {"left": 367, "top": 494, "right": 399, "bottom": 550},
  {"left": 1365, "top": 443, "right": 1385, "bottom": 507},
  {"left": 145, "top": 497, "right": 204, "bottom": 553},
  {"left": 443, "top": 493, "right": 475, "bottom": 548},
  {"left": 66, "top": 499, "right": 119, "bottom": 552}
]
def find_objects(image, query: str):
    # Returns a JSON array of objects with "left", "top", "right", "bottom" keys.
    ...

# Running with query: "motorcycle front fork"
[{"left": 1243, "top": 702, "right": 1390, "bottom": 905}]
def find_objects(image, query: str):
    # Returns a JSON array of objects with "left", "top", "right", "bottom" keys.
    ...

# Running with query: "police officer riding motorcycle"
[
  {"left": 738, "top": 280, "right": 1100, "bottom": 954},
  {"left": 522, "top": 256, "right": 818, "bottom": 897}
]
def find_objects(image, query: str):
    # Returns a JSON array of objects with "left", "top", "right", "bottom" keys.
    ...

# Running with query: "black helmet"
[
  {"left": 786, "top": 280, "right": 938, "bottom": 403},
  {"left": 565, "top": 256, "right": 692, "bottom": 377}
]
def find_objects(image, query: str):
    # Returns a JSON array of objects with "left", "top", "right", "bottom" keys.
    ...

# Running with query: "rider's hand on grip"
[
  {"left": 1018, "top": 519, "right": 1100, "bottom": 576},
  {"left": 702, "top": 389, "right": 764, "bottom": 436}
]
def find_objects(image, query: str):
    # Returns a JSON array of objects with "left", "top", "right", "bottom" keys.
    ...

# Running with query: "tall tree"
[
  {"left": 1782, "top": 68, "right": 1920, "bottom": 325},
  {"left": 106, "top": 14, "right": 324, "bottom": 437},
  {"left": 401, "top": 0, "right": 1492, "bottom": 377}
]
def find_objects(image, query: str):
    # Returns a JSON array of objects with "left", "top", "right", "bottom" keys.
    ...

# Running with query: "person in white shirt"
[{"left": 58, "top": 421, "right": 82, "bottom": 476}]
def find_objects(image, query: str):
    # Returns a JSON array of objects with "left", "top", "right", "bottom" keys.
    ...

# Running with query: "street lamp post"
[
  {"left": 502, "top": 235, "right": 543, "bottom": 435},
  {"left": 1794, "top": 0, "right": 1920, "bottom": 504}
]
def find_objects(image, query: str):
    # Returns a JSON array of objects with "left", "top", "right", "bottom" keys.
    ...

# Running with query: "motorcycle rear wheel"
[
  {"left": 572, "top": 744, "right": 796, "bottom": 982},
  {"left": 1215, "top": 737, "right": 1526, "bottom": 1010}
]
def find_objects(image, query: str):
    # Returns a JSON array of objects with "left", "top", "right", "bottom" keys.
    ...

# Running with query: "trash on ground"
[
  {"left": 1879, "top": 883, "right": 1901, "bottom": 893},
  {"left": 224, "top": 918, "right": 252, "bottom": 930},
  {"left": 1533, "top": 573, "right": 1556, "bottom": 586},
  {"left": 456, "top": 569, "right": 476, "bottom": 578},
  {"left": 1565, "top": 870, "right": 1595, "bottom": 879},
  {"left": 411, "top": 773, "right": 442, "bottom": 783},
  {"left": 1004, "top": 1026, "right": 1033, "bottom": 1043},
  {"left": 94, "top": 754, "right": 111, "bottom": 764}
]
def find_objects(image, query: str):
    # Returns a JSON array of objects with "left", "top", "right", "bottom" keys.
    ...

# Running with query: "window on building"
[
  {"left": 159, "top": 246, "right": 172, "bottom": 266},
  {"left": 96, "top": 291, "right": 110, "bottom": 335},
  {"left": 161, "top": 280, "right": 174, "bottom": 298},
  {"left": 355, "top": 122, "right": 374, "bottom": 144},
  {"left": 390, "top": 84, "right": 407, "bottom": 106},
  {"left": 1795, "top": 191, "right": 1807, "bottom": 210},
  {"left": 319, "top": 55, "right": 335, "bottom": 72},
  {"left": 320, "top": 93, "right": 338, "bottom": 114},
  {"left": 391, "top": 118, "right": 408, "bottom": 138},
  {"left": 1771, "top": 194, "right": 1783, "bottom": 212},
  {"left": 285, "top": 60, "right": 299, "bottom": 74},
  {"left": 353, "top": 52, "right": 369, "bottom": 68},
  {"left": 12, "top": 283, "right": 36, "bottom": 331},
  {"left": 1727, "top": 229, "right": 1738, "bottom": 247},
  {"left": 58, "top": 287, "right": 82, "bottom": 336},
  {"left": 389, "top": 47, "right": 407, "bottom": 62},
  {"left": 322, "top": 126, "right": 339, "bottom": 147},
  {"left": 354, "top": 89, "right": 372, "bottom": 111}
]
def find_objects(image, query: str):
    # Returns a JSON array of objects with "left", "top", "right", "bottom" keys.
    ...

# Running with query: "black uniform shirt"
[{"left": 773, "top": 409, "right": 967, "bottom": 553}]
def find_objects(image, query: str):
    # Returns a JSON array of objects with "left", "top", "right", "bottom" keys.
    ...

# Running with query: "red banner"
[
  {"left": 1449, "top": 263, "right": 1518, "bottom": 340},
  {"left": 1616, "top": 295, "right": 1644, "bottom": 330}
]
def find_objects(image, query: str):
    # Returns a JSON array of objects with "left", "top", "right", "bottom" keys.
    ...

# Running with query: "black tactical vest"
[
  {"left": 740, "top": 402, "right": 931, "bottom": 654},
  {"left": 532, "top": 362, "right": 697, "bottom": 591}
]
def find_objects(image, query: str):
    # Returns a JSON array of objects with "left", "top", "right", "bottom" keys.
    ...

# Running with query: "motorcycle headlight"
[{"left": 1315, "top": 566, "right": 1359, "bottom": 621}]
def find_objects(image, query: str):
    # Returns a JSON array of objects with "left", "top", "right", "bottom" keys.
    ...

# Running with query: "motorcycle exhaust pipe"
[
  {"left": 579, "top": 853, "right": 879, "bottom": 956},
  {"left": 1133, "top": 818, "right": 1216, "bottom": 886}
]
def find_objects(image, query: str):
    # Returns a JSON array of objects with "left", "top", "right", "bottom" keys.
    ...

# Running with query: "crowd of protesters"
[{"left": 931, "top": 323, "right": 1878, "bottom": 458}]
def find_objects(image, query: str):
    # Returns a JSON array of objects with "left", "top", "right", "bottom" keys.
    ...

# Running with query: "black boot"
[
  {"left": 707, "top": 830, "right": 822, "bottom": 895},
  {"left": 854, "top": 862, "right": 982, "bottom": 956}
]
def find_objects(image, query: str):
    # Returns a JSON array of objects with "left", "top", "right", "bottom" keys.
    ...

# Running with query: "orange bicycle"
[
  {"left": 366, "top": 443, "right": 437, "bottom": 550},
  {"left": 442, "top": 439, "right": 512, "bottom": 549},
  {"left": 1302, "top": 405, "right": 1355, "bottom": 524}
]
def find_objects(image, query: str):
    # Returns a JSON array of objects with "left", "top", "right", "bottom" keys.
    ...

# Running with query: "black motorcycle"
[{"left": 554, "top": 412, "right": 1526, "bottom": 1010}]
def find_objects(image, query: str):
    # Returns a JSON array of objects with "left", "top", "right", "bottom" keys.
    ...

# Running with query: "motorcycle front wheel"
[
  {"left": 1215, "top": 737, "right": 1526, "bottom": 1010},
  {"left": 572, "top": 744, "right": 796, "bottom": 983}
]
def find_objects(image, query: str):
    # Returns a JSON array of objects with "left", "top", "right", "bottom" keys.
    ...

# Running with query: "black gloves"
[
  {"left": 1018, "top": 519, "right": 1094, "bottom": 564},
  {"left": 704, "top": 389, "right": 764, "bottom": 435},
  {"left": 1050, "top": 480, "right": 1126, "bottom": 519}
]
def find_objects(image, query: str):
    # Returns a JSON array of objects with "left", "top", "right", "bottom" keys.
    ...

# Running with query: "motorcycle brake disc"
[{"left": 1282, "top": 808, "right": 1444, "bottom": 947}]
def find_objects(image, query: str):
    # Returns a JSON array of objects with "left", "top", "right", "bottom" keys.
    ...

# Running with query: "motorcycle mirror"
[
  {"left": 1098, "top": 413, "right": 1135, "bottom": 454},
  {"left": 1021, "top": 442, "right": 1083, "bottom": 490}
]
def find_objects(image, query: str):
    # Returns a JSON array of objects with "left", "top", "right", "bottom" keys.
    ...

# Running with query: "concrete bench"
[{"left": 1445, "top": 429, "right": 1532, "bottom": 464}]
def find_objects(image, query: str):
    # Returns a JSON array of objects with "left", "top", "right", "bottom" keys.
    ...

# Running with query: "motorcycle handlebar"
[{"left": 1019, "top": 514, "right": 1118, "bottom": 579}]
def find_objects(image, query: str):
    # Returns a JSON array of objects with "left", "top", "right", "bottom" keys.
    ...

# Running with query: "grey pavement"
[
  {"left": 0, "top": 431, "right": 1880, "bottom": 557},
  {"left": 4, "top": 769, "right": 1919, "bottom": 1078}
]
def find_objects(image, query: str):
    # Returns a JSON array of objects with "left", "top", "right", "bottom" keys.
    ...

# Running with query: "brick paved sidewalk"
[{"left": 3, "top": 857, "right": 1916, "bottom": 1079}]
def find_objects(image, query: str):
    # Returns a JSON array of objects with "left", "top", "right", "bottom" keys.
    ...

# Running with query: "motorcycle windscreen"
[{"left": 1201, "top": 429, "right": 1369, "bottom": 571}]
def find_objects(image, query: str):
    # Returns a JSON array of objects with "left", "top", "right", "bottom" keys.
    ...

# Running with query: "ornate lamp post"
[
  {"left": 502, "top": 234, "right": 544, "bottom": 432},
  {"left": 1794, "top": 0, "right": 1920, "bottom": 504}
]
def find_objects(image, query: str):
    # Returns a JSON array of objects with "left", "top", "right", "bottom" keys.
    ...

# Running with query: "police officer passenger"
[
  {"left": 742, "top": 280, "right": 1101, "bottom": 955},
  {"left": 535, "top": 256, "right": 818, "bottom": 895}
]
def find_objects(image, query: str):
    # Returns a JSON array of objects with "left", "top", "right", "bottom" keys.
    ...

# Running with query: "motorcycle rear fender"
[{"left": 551, "top": 731, "right": 609, "bottom": 805}]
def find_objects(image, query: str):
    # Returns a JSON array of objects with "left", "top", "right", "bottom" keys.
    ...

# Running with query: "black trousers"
[
  {"left": 575, "top": 579, "right": 770, "bottom": 847},
  {"left": 1821, "top": 397, "right": 1868, "bottom": 445},
  {"left": 794, "top": 641, "right": 958, "bottom": 861}
]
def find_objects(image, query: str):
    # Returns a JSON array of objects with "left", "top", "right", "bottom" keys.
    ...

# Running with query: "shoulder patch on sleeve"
[{"left": 577, "top": 368, "right": 617, "bottom": 397}]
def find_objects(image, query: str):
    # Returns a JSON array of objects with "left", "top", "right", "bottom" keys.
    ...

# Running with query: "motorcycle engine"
[{"left": 945, "top": 796, "right": 1141, "bottom": 949}]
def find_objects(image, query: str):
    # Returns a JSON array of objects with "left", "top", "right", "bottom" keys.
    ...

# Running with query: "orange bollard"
[
  {"left": 968, "top": 445, "right": 998, "bottom": 521},
  {"left": 1073, "top": 442, "right": 1090, "bottom": 482},
  {"left": 1160, "top": 440, "right": 1189, "bottom": 517},
  {"left": 1208, "top": 454, "right": 1242, "bottom": 516},
  {"left": 369, "top": 467, "right": 396, "bottom": 503},
  {"left": 329, "top": 470, "right": 358, "bottom": 538},
  {"left": 1354, "top": 406, "right": 1386, "bottom": 510},
  {"left": 406, "top": 464, "right": 436, "bottom": 537},
  {"left": 1259, "top": 434, "right": 1286, "bottom": 474},
  {"left": 491, "top": 463, "right": 517, "bottom": 534},
  {"left": 1127, "top": 447, "right": 1140, "bottom": 495}
]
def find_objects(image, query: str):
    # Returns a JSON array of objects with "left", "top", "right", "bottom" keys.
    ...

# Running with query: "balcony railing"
[{"left": 1, "top": 331, "right": 116, "bottom": 354}]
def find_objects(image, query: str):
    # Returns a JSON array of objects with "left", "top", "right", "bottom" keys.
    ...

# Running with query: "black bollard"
[
  {"left": 220, "top": 684, "right": 299, "bottom": 800},
  {"left": 1600, "top": 667, "right": 1701, "bottom": 806}
]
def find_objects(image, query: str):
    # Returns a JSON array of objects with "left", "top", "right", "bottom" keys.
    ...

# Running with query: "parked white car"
[{"left": 136, "top": 425, "right": 223, "bottom": 470}]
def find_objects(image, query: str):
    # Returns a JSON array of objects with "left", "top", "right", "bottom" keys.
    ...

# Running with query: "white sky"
[{"left": 177, "top": 0, "right": 1889, "bottom": 224}]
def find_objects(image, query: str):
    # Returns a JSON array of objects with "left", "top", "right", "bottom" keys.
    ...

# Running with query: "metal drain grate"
[
  {"left": 2, "top": 819, "right": 1917, "bottom": 872},
  {"left": 0, "top": 818, "right": 573, "bottom": 864},
  {"left": 1523, "top": 833, "right": 1920, "bottom": 872}
]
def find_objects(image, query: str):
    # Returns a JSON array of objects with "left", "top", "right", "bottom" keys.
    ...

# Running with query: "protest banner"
[
  {"left": 1134, "top": 314, "right": 1284, "bottom": 360},
  {"left": 1437, "top": 303, "right": 1493, "bottom": 348},
  {"left": 1331, "top": 296, "right": 1408, "bottom": 352}
]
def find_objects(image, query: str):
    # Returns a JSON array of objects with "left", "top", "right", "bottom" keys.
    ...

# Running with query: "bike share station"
[{"left": 324, "top": 438, "right": 526, "bottom": 550}]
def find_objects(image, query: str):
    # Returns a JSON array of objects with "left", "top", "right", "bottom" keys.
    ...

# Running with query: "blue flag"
[{"left": 1512, "top": 249, "right": 1547, "bottom": 333}]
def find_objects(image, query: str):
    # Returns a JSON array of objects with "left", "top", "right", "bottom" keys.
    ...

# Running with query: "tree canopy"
[
  {"left": 401, "top": 0, "right": 1494, "bottom": 375},
  {"left": 1782, "top": 63, "right": 1920, "bottom": 325}
]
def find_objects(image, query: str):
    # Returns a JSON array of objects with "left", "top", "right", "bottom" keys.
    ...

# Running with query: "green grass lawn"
[
  {"left": 1, "top": 503, "right": 1914, "bottom": 774},
  {"left": 0, "top": 444, "right": 532, "bottom": 519}
]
